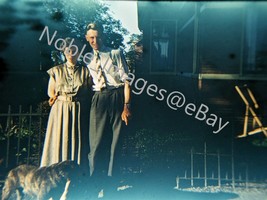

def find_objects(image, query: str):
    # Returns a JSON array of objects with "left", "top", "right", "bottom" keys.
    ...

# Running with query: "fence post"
[
  {"left": 217, "top": 150, "right": 221, "bottom": 187},
  {"left": 37, "top": 103, "right": 43, "bottom": 165},
  {"left": 27, "top": 106, "right": 33, "bottom": 164},
  {"left": 191, "top": 147, "right": 194, "bottom": 187},
  {"left": 16, "top": 105, "right": 22, "bottom": 165},
  {"left": 204, "top": 142, "right": 207, "bottom": 187},
  {"left": 245, "top": 164, "right": 248, "bottom": 190},
  {"left": 5, "top": 105, "right": 11, "bottom": 168},
  {"left": 231, "top": 141, "right": 235, "bottom": 189}
]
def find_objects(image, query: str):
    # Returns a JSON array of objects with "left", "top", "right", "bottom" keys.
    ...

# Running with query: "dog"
[{"left": 1, "top": 160, "right": 80, "bottom": 200}]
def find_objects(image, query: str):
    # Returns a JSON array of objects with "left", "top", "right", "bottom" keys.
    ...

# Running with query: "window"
[
  {"left": 198, "top": 7, "right": 243, "bottom": 74},
  {"left": 196, "top": 2, "right": 267, "bottom": 78},
  {"left": 243, "top": 3, "right": 267, "bottom": 75},
  {"left": 151, "top": 21, "right": 175, "bottom": 73}
]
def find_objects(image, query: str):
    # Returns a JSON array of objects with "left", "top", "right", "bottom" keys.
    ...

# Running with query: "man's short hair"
[{"left": 86, "top": 23, "right": 103, "bottom": 35}]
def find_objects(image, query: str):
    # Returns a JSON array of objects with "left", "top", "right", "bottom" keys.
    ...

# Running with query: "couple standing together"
[{"left": 40, "top": 22, "right": 132, "bottom": 183}]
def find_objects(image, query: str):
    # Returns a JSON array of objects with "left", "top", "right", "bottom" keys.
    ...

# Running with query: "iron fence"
[
  {"left": 0, "top": 104, "right": 49, "bottom": 169},
  {"left": 175, "top": 143, "right": 259, "bottom": 189}
]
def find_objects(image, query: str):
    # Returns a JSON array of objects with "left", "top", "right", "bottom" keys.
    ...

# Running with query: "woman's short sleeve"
[{"left": 47, "top": 67, "right": 56, "bottom": 78}]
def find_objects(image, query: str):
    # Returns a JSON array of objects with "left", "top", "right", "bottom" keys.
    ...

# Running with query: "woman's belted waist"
[{"left": 57, "top": 95, "right": 82, "bottom": 102}]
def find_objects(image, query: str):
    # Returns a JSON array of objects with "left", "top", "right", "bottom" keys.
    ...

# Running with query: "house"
[
  {"left": 133, "top": 1, "right": 267, "bottom": 143},
  {"left": 130, "top": 0, "right": 267, "bottom": 177},
  {"left": 137, "top": 1, "right": 267, "bottom": 79}
]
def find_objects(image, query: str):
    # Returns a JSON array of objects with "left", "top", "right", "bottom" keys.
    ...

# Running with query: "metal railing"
[
  {"left": 0, "top": 104, "right": 49, "bottom": 169},
  {"left": 175, "top": 143, "right": 257, "bottom": 189}
]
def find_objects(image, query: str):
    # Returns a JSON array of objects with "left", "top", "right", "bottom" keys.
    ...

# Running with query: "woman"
[{"left": 40, "top": 38, "right": 90, "bottom": 170}]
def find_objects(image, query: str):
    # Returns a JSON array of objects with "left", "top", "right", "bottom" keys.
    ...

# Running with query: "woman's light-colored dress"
[{"left": 40, "top": 63, "right": 90, "bottom": 167}]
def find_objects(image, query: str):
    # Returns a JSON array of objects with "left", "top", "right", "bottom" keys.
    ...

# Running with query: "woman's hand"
[{"left": 48, "top": 95, "right": 58, "bottom": 106}]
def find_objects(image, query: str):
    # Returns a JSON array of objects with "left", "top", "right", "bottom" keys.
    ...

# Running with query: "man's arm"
[{"left": 121, "top": 81, "right": 131, "bottom": 125}]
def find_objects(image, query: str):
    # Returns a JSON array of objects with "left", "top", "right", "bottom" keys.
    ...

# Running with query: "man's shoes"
[
  {"left": 117, "top": 185, "right": 133, "bottom": 191},
  {"left": 98, "top": 189, "right": 104, "bottom": 198}
]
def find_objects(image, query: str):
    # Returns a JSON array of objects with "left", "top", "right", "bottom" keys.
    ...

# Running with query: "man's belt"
[{"left": 95, "top": 86, "right": 123, "bottom": 93}]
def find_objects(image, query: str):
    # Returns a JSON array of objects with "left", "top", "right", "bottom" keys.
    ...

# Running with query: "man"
[{"left": 85, "top": 23, "right": 131, "bottom": 195}]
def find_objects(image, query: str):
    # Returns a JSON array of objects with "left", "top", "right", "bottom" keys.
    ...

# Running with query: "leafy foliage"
[
  {"left": 125, "top": 33, "right": 143, "bottom": 73},
  {"left": 123, "top": 128, "right": 181, "bottom": 173},
  {"left": 252, "top": 138, "right": 267, "bottom": 147},
  {"left": 43, "top": 0, "right": 129, "bottom": 49}
]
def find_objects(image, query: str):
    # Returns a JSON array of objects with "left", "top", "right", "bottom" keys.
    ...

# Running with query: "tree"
[
  {"left": 43, "top": 0, "right": 129, "bottom": 49},
  {"left": 125, "top": 33, "right": 143, "bottom": 73}
]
